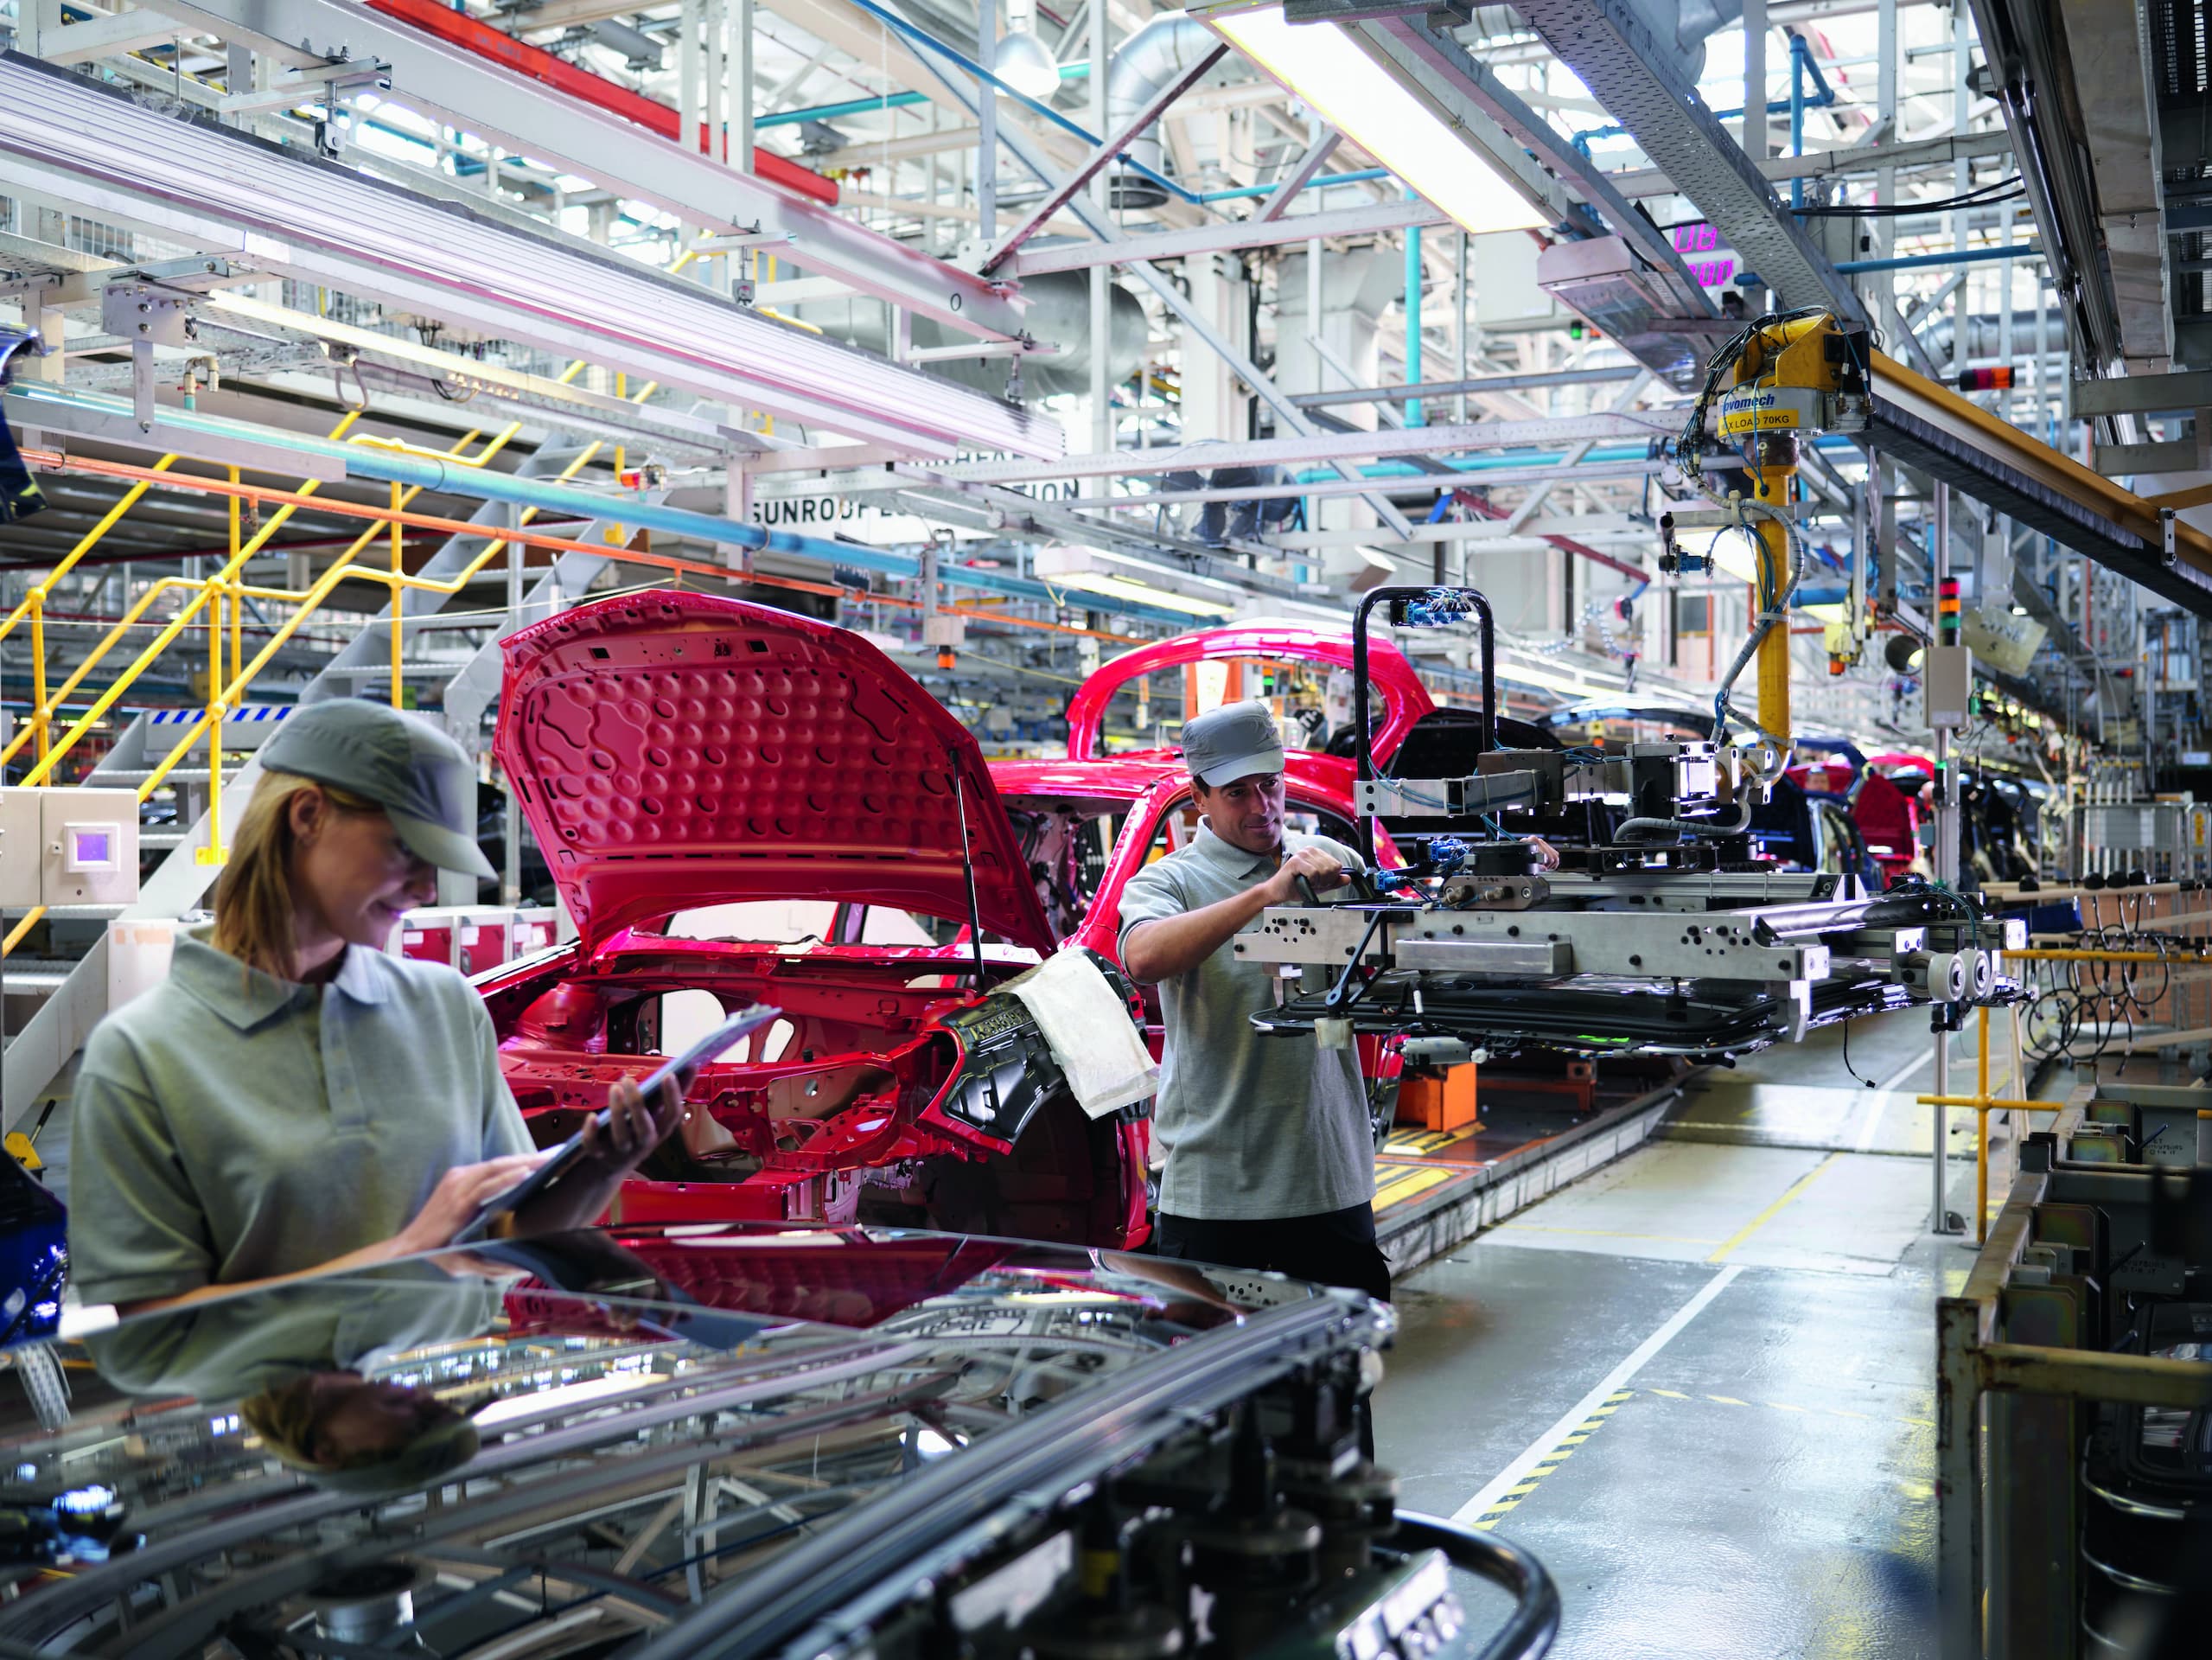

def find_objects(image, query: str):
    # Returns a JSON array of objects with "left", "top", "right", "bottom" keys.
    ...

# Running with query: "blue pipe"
[
  {"left": 1404, "top": 189, "right": 1424, "bottom": 429},
  {"left": 1572, "top": 85, "right": 1835, "bottom": 157},
  {"left": 755, "top": 61, "right": 1091, "bottom": 130},
  {"left": 1789, "top": 35, "right": 1807, "bottom": 211},
  {"left": 0, "top": 384, "right": 1202, "bottom": 625},
  {"left": 1196, "top": 168, "right": 1392, "bottom": 203},
  {"left": 1835, "top": 242, "right": 2043, "bottom": 273}
]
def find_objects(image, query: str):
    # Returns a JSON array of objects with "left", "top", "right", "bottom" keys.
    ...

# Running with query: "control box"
[
  {"left": 0, "top": 788, "right": 141, "bottom": 910},
  {"left": 1924, "top": 644, "right": 1973, "bottom": 729}
]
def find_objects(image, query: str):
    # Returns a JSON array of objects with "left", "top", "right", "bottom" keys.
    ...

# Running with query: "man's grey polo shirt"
[
  {"left": 1117, "top": 821, "right": 1374, "bottom": 1222},
  {"left": 68, "top": 926, "right": 532, "bottom": 1306}
]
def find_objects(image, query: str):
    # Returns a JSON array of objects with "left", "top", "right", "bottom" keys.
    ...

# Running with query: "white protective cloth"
[{"left": 1001, "top": 948, "right": 1160, "bottom": 1120}]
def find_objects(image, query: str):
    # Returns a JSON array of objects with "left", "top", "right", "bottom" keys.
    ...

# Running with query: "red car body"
[
  {"left": 474, "top": 602, "right": 1436, "bottom": 1248},
  {"left": 475, "top": 592, "right": 1149, "bottom": 1248}
]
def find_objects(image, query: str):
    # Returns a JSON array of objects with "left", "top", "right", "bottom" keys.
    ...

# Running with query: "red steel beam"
[{"left": 366, "top": 0, "right": 839, "bottom": 206}]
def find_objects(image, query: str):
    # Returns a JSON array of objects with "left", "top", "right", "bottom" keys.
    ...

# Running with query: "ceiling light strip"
[{"left": 0, "top": 56, "right": 1060, "bottom": 460}]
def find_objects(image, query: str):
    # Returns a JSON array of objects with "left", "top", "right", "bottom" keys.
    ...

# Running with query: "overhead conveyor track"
[{"left": 1863, "top": 351, "right": 2212, "bottom": 616}]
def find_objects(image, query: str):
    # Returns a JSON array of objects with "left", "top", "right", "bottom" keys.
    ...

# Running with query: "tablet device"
[{"left": 453, "top": 1002, "right": 781, "bottom": 1243}]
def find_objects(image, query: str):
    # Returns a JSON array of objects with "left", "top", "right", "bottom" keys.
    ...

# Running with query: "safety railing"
[
  {"left": 1935, "top": 1097, "right": 2212, "bottom": 1658},
  {"left": 0, "top": 365, "right": 649, "bottom": 955},
  {"left": 1922, "top": 942, "right": 2212, "bottom": 1242}
]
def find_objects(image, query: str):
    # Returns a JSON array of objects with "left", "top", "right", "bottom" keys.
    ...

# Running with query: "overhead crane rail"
[{"left": 1863, "top": 351, "right": 2212, "bottom": 616}]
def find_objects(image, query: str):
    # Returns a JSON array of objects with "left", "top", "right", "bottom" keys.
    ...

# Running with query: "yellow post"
[
  {"left": 28, "top": 583, "right": 47, "bottom": 769},
  {"left": 200, "top": 567, "right": 225, "bottom": 866},
  {"left": 1753, "top": 469, "right": 1794, "bottom": 748},
  {"left": 390, "top": 480, "right": 405, "bottom": 708},
  {"left": 227, "top": 466, "right": 242, "bottom": 687},
  {"left": 1975, "top": 1008, "right": 1992, "bottom": 1244}
]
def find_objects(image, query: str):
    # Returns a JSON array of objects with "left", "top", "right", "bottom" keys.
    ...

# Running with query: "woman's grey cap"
[
  {"left": 1181, "top": 700, "right": 1287, "bottom": 787},
  {"left": 258, "top": 701, "right": 494, "bottom": 880}
]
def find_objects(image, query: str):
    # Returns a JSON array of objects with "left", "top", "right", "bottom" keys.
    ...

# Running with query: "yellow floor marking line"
[
  {"left": 1706, "top": 1394, "right": 1748, "bottom": 1407},
  {"left": 1468, "top": 1390, "right": 1634, "bottom": 1533},
  {"left": 1705, "top": 1150, "right": 1844, "bottom": 1263},
  {"left": 1452, "top": 1266, "right": 1741, "bottom": 1527}
]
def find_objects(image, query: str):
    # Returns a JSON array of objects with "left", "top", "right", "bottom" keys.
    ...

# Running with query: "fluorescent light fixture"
[
  {"left": 1195, "top": 4, "right": 1546, "bottom": 237},
  {"left": 1492, "top": 659, "right": 1617, "bottom": 699},
  {"left": 1046, "top": 571, "right": 1240, "bottom": 618},
  {"left": 996, "top": 29, "right": 1063, "bottom": 99},
  {"left": 1034, "top": 546, "right": 1245, "bottom": 617}
]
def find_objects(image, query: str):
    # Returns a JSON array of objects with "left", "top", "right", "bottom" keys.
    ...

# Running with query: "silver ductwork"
[
  {"left": 794, "top": 270, "right": 1148, "bottom": 400},
  {"left": 1917, "top": 311, "right": 2070, "bottom": 365},
  {"left": 1106, "top": 13, "right": 1228, "bottom": 209}
]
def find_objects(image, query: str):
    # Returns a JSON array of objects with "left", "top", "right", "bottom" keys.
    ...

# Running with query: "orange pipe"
[{"left": 21, "top": 450, "right": 1147, "bottom": 645}]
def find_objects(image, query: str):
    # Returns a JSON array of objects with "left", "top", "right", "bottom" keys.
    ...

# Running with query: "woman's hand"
[
  {"left": 392, "top": 1152, "right": 552, "bottom": 1257},
  {"left": 573, "top": 1069, "right": 692, "bottom": 1179},
  {"left": 505, "top": 1068, "right": 693, "bottom": 1240}
]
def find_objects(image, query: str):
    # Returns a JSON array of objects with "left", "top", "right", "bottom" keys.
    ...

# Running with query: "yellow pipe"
[
  {"left": 29, "top": 578, "right": 47, "bottom": 767},
  {"left": 18, "top": 586, "right": 220, "bottom": 786},
  {"left": 391, "top": 480, "right": 405, "bottom": 709},
  {"left": 0, "top": 909, "right": 42, "bottom": 960},
  {"left": 6, "top": 413, "right": 370, "bottom": 778},
  {"left": 207, "top": 558, "right": 225, "bottom": 865}
]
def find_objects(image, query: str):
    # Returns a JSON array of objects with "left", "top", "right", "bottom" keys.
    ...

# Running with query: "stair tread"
[{"left": 0, "top": 969, "right": 70, "bottom": 993}]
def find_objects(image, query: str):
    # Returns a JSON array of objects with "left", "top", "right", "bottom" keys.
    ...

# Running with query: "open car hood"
[{"left": 497, "top": 591, "right": 1055, "bottom": 955}]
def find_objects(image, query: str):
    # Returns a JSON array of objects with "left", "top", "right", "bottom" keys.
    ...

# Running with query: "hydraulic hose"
[
  {"left": 1616, "top": 800, "right": 1753, "bottom": 843},
  {"left": 1711, "top": 498, "right": 1805, "bottom": 755}
]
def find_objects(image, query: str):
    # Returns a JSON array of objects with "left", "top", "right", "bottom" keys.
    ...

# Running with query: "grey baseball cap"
[
  {"left": 259, "top": 700, "right": 495, "bottom": 880},
  {"left": 1181, "top": 699, "right": 1287, "bottom": 787}
]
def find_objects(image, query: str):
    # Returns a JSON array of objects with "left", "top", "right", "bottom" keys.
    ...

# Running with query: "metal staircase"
[{"left": 1, "top": 432, "right": 645, "bottom": 1133}]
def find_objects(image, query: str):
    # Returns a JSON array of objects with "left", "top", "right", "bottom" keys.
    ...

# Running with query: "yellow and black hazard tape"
[{"left": 1469, "top": 1389, "right": 1635, "bottom": 1532}]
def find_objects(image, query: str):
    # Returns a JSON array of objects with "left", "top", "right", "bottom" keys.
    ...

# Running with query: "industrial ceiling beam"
[
  {"left": 887, "top": 10, "right": 1421, "bottom": 539},
  {"left": 976, "top": 42, "right": 1228, "bottom": 274},
  {"left": 0, "top": 54, "right": 1058, "bottom": 457},
  {"left": 844, "top": 412, "right": 1680, "bottom": 487},
  {"left": 1355, "top": 14, "right": 1715, "bottom": 318},
  {"left": 1511, "top": 0, "right": 1866, "bottom": 322},
  {"left": 999, "top": 196, "right": 1449, "bottom": 276},
  {"left": 85, "top": 0, "right": 1028, "bottom": 342}
]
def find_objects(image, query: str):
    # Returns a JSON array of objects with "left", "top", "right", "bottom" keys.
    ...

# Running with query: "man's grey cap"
[
  {"left": 1181, "top": 700, "right": 1287, "bottom": 787},
  {"left": 259, "top": 701, "right": 495, "bottom": 880}
]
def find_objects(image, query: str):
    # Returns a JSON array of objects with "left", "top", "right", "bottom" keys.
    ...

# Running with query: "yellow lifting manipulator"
[{"left": 1671, "top": 309, "right": 1871, "bottom": 759}]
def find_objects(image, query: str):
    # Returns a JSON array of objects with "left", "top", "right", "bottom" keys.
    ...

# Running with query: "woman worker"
[{"left": 67, "top": 699, "right": 682, "bottom": 1314}]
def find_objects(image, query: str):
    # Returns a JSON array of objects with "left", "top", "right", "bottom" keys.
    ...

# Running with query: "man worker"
[{"left": 1117, "top": 699, "right": 1390, "bottom": 1306}]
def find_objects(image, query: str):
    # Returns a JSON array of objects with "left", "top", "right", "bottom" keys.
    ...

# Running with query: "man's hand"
[
  {"left": 1124, "top": 846, "right": 1359, "bottom": 984},
  {"left": 1262, "top": 846, "right": 1350, "bottom": 906}
]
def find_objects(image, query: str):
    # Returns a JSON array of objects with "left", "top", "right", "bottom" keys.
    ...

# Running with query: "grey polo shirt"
[
  {"left": 1117, "top": 821, "right": 1374, "bottom": 1222},
  {"left": 67, "top": 926, "right": 532, "bottom": 1306}
]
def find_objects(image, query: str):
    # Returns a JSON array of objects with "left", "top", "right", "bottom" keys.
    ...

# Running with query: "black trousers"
[{"left": 1153, "top": 1202, "right": 1393, "bottom": 1306}]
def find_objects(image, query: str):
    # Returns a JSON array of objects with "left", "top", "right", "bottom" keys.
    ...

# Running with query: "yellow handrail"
[
  {"left": 7, "top": 366, "right": 645, "bottom": 827},
  {"left": 117, "top": 385, "right": 655, "bottom": 809}
]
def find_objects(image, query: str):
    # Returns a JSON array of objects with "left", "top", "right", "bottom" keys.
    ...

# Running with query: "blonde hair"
[{"left": 212, "top": 771, "right": 383, "bottom": 980}]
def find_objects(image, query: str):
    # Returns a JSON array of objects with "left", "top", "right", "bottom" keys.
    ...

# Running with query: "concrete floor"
[{"left": 1374, "top": 1009, "right": 2075, "bottom": 1659}]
